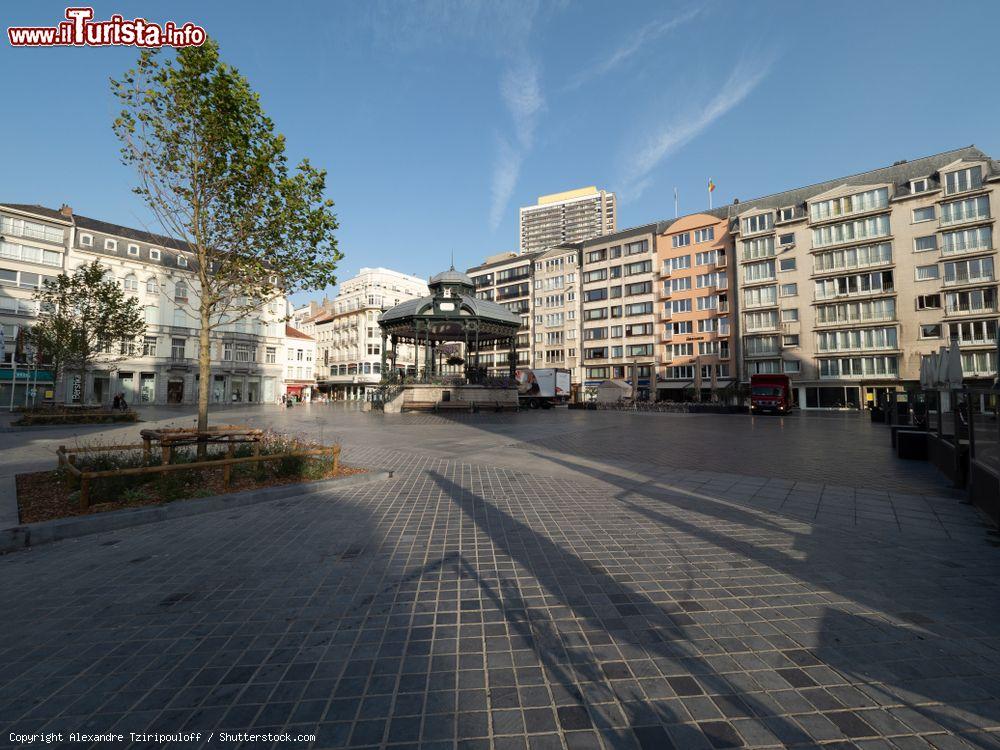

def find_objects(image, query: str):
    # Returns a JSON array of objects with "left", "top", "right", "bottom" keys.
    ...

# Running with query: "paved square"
[{"left": 1, "top": 406, "right": 999, "bottom": 749}]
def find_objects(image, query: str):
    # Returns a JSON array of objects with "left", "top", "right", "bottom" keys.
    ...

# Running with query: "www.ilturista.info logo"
[{"left": 8, "top": 7, "right": 206, "bottom": 48}]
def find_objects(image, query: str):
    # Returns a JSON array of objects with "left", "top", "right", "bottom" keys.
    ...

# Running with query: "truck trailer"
[{"left": 515, "top": 368, "right": 571, "bottom": 409}]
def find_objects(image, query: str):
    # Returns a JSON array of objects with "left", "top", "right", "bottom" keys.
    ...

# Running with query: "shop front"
[{"left": 0, "top": 367, "right": 56, "bottom": 407}]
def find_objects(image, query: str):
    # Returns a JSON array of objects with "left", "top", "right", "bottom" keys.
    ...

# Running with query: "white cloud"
[
  {"left": 490, "top": 138, "right": 523, "bottom": 230},
  {"left": 619, "top": 54, "right": 773, "bottom": 201},
  {"left": 566, "top": 6, "right": 703, "bottom": 91}
]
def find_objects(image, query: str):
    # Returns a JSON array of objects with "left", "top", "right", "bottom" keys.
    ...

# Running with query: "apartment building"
[
  {"left": 531, "top": 244, "right": 582, "bottom": 390},
  {"left": 0, "top": 204, "right": 71, "bottom": 406},
  {"left": 467, "top": 251, "right": 538, "bottom": 376},
  {"left": 731, "top": 145, "right": 998, "bottom": 409},
  {"left": 284, "top": 325, "right": 317, "bottom": 401},
  {"left": 309, "top": 267, "right": 427, "bottom": 399},
  {"left": 654, "top": 213, "right": 737, "bottom": 400},
  {"left": 520, "top": 187, "right": 617, "bottom": 254},
  {"left": 1, "top": 203, "right": 297, "bottom": 406},
  {"left": 579, "top": 224, "right": 660, "bottom": 400}
]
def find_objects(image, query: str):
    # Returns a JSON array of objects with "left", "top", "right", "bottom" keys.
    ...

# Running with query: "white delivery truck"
[{"left": 515, "top": 367, "right": 571, "bottom": 409}]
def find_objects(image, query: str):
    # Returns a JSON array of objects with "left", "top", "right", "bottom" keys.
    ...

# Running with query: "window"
[
  {"left": 693, "top": 227, "right": 715, "bottom": 243},
  {"left": 266, "top": 347, "right": 276, "bottom": 364},
  {"left": 915, "top": 294, "right": 941, "bottom": 310},
  {"left": 122, "top": 274, "right": 138, "bottom": 292},
  {"left": 811, "top": 215, "right": 890, "bottom": 248},
  {"left": 809, "top": 188, "right": 889, "bottom": 221},
  {"left": 146, "top": 278, "right": 159, "bottom": 294},
  {"left": 781, "top": 308, "right": 799, "bottom": 322},
  {"left": 142, "top": 336, "right": 157, "bottom": 356},
  {"left": 777, "top": 207, "right": 795, "bottom": 222},
  {"left": 782, "top": 360, "right": 801, "bottom": 374},
  {"left": 817, "top": 298, "right": 895, "bottom": 325},
  {"left": 779, "top": 233, "right": 795, "bottom": 246},
  {"left": 80, "top": 233, "right": 92, "bottom": 246},
  {"left": 914, "top": 236, "right": 937, "bottom": 253},
  {"left": 743, "top": 285, "right": 777, "bottom": 309},
  {"left": 779, "top": 258, "right": 796, "bottom": 272},
  {"left": 919, "top": 324, "right": 941, "bottom": 339},
  {"left": 944, "top": 257, "right": 994, "bottom": 286},
  {"left": 814, "top": 270, "right": 893, "bottom": 300},
  {"left": 945, "top": 287, "right": 997, "bottom": 315},
  {"left": 910, "top": 178, "right": 929, "bottom": 194},
  {"left": 944, "top": 165, "right": 983, "bottom": 195},
  {"left": 816, "top": 327, "right": 898, "bottom": 353},
  {"left": 624, "top": 240, "right": 648, "bottom": 255},
  {"left": 0, "top": 241, "right": 62, "bottom": 267},
  {"left": 671, "top": 299, "right": 691, "bottom": 313},
  {"left": 105, "top": 238, "right": 117, "bottom": 251},
  {"left": 670, "top": 255, "right": 691, "bottom": 271},
  {"left": 941, "top": 226, "right": 992, "bottom": 256},
  {"left": 915, "top": 265, "right": 939, "bottom": 281},
  {"left": 149, "top": 248, "right": 161, "bottom": 260},
  {"left": 671, "top": 233, "right": 690, "bottom": 248},
  {"left": 145, "top": 305, "right": 158, "bottom": 324},
  {"left": 912, "top": 206, "right": 935, "bottom": 223},
  {"left": 172, "top": 309, "right": 188, "bottom": 327},
  {"left": 780, "top": 283, "right": 798, "bottom": 297},
  {"left": 585, "top": 249, "right": 607, "bottom": 264},
  {"left": 742, "top": 236, "right": 775, "bottom": 260},
  {"left": 782, "top": 335, "right": 800, "bottom": 347},
  {"left": 941, "top": 195, "right": 990, "bottom": 226},
  {"left": 171, "top": 338, "right": 185, "bottom": 359},
  {"left": 177, "top": 255, "right": 188, "bottom": 268},
  {"left": 743, "top": 260, "right": 775, "bottom": 284},
  {"left": 742, "top": 213, "right": 772, "bottom": 234},
  {"left": 175, "top": 281, "right": 188, "bottom": 301},
  {"left": 128, "top": 244, "right": 140, "bottom": 256}
]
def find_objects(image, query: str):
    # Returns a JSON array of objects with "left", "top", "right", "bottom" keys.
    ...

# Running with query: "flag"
[{"left": 708, "top": 178, "right": 716, "bottom": 193}]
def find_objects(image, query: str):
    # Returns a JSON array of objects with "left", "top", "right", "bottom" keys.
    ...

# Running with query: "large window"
[
  {"left": 816, "top": 326, "right": 898, "bottom": 353},
  {"left": 0, "top": 216, "right": 64, "bottom": 244},
  {"left": 744, "top": 310, "right": 779, "bottom": 332},
  {"left": 814, "top": 270, "right": 893, "bottom": 300},
  {"left": 624, "top": 302, "right": 653, "bottom": 316},
  {"left": 816, "top": 298, "right": 895, "bottom": 326},
  {"left": 0, "top": 241, "right": 62, "bottom": 267},
  {"left": 743, "top": 285, "right": 777, "bottom": 309},
  {"left": 943, "top": 257, "right": 994, "bottom": 286},
  {"left": 742, "top": 213, "right": 772, "bottom": 235},
  {"left": 818, "top": 356, "right": 898, "bottom": 379},
  {"left": 741, "top": 236, "right": 775, "bottom": 261},
  {"left": 944, "top": 165, "right": 983, "bottom": 195},
  {"left": 811, "top": 214, "right": 890, "bottom": 248},
  {"left": 814, "top": 242, "right": 892, "bottom": 273},
  {"left": 950, "top": 319, "right": 998, "bottom": 346},
  {"left": 743, "top": 260, "right": 775, "bottom": 284},
  {"left": 671, "top": 233, "right": 690, "bottom": 248},
  {"left": 941, "top": 195, "right": 990, "bottom": 226},
  {"left": 941, "top": 226, "right": 992, "bottom": 256},
  {"left": 744, "top": 335, "right": 779, "bottom": 356},
  {"left": 945, "top": 287, "right": 997, "bottom": 315},
  {"left": 809, "top": 188, "right": 889, "bottom": 222}
]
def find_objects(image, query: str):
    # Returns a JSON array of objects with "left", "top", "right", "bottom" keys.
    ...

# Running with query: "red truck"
[{"left": 750, "top": 374, "right": 794, "bottom": 415}]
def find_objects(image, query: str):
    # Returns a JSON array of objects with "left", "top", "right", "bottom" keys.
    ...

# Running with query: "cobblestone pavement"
[{"left": 2, "top": 406, "right": 999, "bottom": 749}]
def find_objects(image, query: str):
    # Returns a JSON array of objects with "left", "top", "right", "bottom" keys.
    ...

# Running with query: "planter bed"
[{"left": 13, "top": 410, "right": 138, "bottom": 426}]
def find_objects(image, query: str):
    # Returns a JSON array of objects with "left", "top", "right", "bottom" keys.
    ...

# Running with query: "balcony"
[
  {"left": 656, "top": 308, "right": 672, "bottom": 323},
  {"left": 657, "top": 286, "right": 672, "bottom": 301},
  {"left": 167, "top": 356, "right": 193, "bottom": 372},
  {"left": 718, "top": 301, "right": 730, "bottom": 314},
  {"left": 943, "top": 273, "right": 994, "bottom": 288},
  {"left": 658, "top": 330, "right": 673, "bottom": 344}
]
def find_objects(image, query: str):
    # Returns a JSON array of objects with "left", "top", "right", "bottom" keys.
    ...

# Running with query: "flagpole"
[
  {"left": 674, "top": 187, "right": 678, "bottom": 218},
  {"left": 708, "top": 183, "right": 713, "bottom": 210}
]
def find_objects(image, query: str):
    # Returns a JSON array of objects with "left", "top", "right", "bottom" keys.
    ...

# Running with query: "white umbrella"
[
  {"left": 919, "top": 355, "right": 933, "bottom": 390},
  {"left": 946, "top": 341, "right": 964, "bottom": 389}
]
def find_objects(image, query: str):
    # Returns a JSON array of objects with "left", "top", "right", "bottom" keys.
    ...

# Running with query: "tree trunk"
[{"left": 197, "top": 301, "right": 211, "bottom": 457}]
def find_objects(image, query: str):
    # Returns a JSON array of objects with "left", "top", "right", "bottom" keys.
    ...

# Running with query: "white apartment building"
[
  {"left": 531, "top": 245, "right": 583, "bottom": 391},
  {"left": 520, "top": 187, "right": 617, "bottom": 254},
  {"left": 284, "top": 325, "right": 317, "bottom": 401},
  {"left": 308, "top": 267, "right": 427, "bottom": 400},
  {"left": 1, "top": 203, "right": 297, "bottom": 406}
]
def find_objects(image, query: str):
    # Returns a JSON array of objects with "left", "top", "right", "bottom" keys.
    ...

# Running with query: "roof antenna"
[{"left": 450, "top": 250, "right": 455, "bottom": 271}]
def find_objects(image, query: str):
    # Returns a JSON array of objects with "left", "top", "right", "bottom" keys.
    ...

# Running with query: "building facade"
[
  {"left": 283, "top": 325, "right": 317, "bottom": 401},
  {"left": 654, "top": 214, "right": 737, "bottom": 401},
  {"left": 310, "top": 267, "right": 427, "bottom": 399},
  {"left": 531, "top": 244, "right": 583, "bottom": 390},
  {"left": 731, "top": 145, "right": 999, "bottom": 408},
  {"left": 519, "top": 187, "right": 617, "bottom": 254},
  {"left": 467, "top": 252, "right": 537, "bottom": 377},
  {"left": 1, "top": 203, "right": 299, "bottom": 406},
  {"left": 579, "top": 224, "right": 660, "bottom": 400},
  {"left": 0, "top": 204, "right": 71, "bottom": 406}
]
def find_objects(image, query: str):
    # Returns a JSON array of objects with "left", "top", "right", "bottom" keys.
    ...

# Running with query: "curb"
[{"left": 1, "top": 469, "right": 392, "bottom": 555}]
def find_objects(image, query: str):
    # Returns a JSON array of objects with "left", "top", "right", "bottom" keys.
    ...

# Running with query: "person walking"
[{"left": 112, "top": 393, "right": 121, "bottom": 411}]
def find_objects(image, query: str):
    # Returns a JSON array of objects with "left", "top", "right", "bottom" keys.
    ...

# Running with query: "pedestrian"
[
  {"left": 118, "top": 392, "right": 128, "bottom": 412},
  {"left": 112, "top": 393, "right": 121, "bottom": 410}
]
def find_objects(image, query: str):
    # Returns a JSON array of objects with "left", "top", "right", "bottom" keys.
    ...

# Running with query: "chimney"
[
  {"left": 59, "top": 204, "right": 73, "bottom": 218},
  {"left": 732, "top": 198, "right": 740, "bottom": 205}
]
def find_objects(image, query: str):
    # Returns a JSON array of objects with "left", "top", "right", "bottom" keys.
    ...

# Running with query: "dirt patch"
[{"left": 15, "top": 464, "right": 367, "bottom": 525}]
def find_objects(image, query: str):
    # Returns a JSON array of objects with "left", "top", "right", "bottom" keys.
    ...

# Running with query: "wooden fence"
[{"left": 56, "top": 441, "right": 341, "bottom": 509}]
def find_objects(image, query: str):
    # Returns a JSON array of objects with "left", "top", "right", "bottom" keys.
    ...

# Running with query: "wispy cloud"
[
  {"left": 619, "top": 54, "right": 774, "bottom": 201},
  {"left": 566, "top": 6, "right": 704, "bottom": 91},
  {"left": 490, "top": 60, "right": 544, "bottom": 230}
]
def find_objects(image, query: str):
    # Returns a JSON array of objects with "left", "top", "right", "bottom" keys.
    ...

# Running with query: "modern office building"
[
  {"left": 730, "top": 145, "right": 998, "bottom": 409},
  {"left": 654, "top": 213, "right": 738, "bottom": 401},
  {"left": 309, "top": 267, "right": 427, "bottom": 399},
  {"left": 467, "top": 251, "right": 538, "bottom": 376},
  {"left": 530, "top": 244, "right": 583, "bottom": 391},
  {"left": 579, "top": 224, "right": 660, "bottom": 400},
  {"left": 519, "top": 187, "right": 616, "bottom": 254}
]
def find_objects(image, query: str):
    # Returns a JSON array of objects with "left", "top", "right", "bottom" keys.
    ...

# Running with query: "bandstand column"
[{"left": 380, "top": 330, "right": 388, "bottom": 379}]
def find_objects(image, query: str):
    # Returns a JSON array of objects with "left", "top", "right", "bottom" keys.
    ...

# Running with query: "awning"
[
  {"left": 285, "top": 385, "right": 304, "bottom": 394},
  {"left": 0, "top": 368, "right": 55, "bottom": 383}
]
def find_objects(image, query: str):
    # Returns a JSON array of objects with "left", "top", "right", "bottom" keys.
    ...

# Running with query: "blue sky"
[{"left": 3, "top": 1, "right": 999, "bottom": 304}]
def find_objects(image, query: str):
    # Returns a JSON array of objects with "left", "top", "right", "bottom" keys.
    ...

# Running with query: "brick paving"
[{"left": 1, "top": 407, "right": 999, "bottom": 749}]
